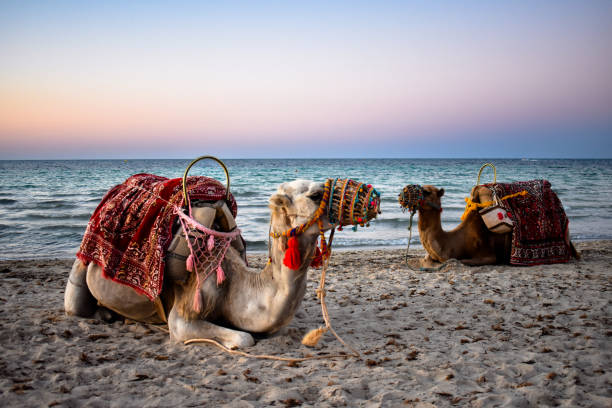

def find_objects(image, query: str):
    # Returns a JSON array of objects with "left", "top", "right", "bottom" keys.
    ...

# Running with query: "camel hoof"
[
  {"left": 224, "top": 332, "right": 255, "bottom": 349},
  {"left": 420, "top": 256, "right": 442, "bottom": 269},
  {"left": 94, "top": 307, "right": 121, "bottom": 323}
]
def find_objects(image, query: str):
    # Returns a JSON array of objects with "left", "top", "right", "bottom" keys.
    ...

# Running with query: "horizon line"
[{"left": 1, "top": 157, "right": 611, "bottom": 161}]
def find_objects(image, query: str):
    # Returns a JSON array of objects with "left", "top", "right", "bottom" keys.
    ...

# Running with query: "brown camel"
[
  {"left": 414, "top": 185, "right": 579, "bottom": 267},
  {"left": 65, "top": 180, "right": 335, "bottom": 349},
  {"left": 415, "top": 185, "right": 511, "bottom": 266}
]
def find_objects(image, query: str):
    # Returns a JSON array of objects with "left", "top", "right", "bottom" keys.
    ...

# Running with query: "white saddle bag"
[{"left": 478, "top": 191, "right": 513, "bottom": 234}]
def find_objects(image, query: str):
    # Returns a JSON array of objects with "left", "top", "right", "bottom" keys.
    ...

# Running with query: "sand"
[{"left": 0, "top": 241, "right": 610, "bottom": 407}]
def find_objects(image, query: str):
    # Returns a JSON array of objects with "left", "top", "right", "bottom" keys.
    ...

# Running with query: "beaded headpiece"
[
  {"left": 328, "top": 178, "right": 380, "bottom": 230},
  {"left": 398, "top": 184, "right": 424, "bottom": 214}
]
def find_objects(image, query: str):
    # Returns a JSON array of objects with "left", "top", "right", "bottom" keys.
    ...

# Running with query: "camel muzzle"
[{"left": 327, "top": 178, "right": 381, "bottom": 229}]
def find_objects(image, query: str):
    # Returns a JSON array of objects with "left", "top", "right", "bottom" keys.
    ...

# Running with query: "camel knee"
[{"left": 64, "top": 259, "right": 97, "bottom": 317}]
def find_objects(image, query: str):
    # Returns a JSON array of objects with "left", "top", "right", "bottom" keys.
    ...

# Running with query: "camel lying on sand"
[
  {"left": 65, "top": 180, "right": 333, "bottom": 349},
  {"left": 414, "top": 185, "right": 579, "bottom": 267}
]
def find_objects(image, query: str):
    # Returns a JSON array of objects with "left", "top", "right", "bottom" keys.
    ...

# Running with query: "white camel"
[{"left": 65, "top": 180, "right": 331, "bottom": 349}]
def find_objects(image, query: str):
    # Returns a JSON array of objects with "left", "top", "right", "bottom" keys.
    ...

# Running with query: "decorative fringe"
[
  {"left": 311, "top": 229, "right": 330, "bottom": 269},
  {"left": 186, "top": 254, "right": 195, "bottom": 272},
  {"left": 302, "top": 326, "right": 327, "bottom": 347},
  {"left": 216, "top": 265, "right": 225, "bottom": 285},
  {"left": 283, "top": 236, "right": 301, "bottom": 270},
  {"left": 310, "top": 247, "right": 323, "bottom": 268}
]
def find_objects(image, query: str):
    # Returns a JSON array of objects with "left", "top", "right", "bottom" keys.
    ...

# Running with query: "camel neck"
[
  {"left": 221, "top": 225, "right": 317, "bottom": 333},
  {"left": 267, "top": 230, "right": 318, "bottom": 280},
  {"left": 418, "top": 209, "right": 443, "bottom": 233}
]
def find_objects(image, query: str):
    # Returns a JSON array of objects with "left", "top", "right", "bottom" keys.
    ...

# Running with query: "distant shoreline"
[
  {"left": 3, "top": 238, "right": 609, "bottom": 262},
  {"left": 2, "top": 157, "right": 612, "bottom": 161}
]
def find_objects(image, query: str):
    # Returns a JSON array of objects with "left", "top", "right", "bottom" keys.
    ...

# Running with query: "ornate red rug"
[
  {"left": 77, "top": 173, "right": 237, "bottom": 300},
  {"left": 491, "top": 179, "right": 571, "bottom": 266}
]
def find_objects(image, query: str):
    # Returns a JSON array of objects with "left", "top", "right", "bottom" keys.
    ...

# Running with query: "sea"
[{"left": 0, "top": 158, "right": 611, "bottom": 260}]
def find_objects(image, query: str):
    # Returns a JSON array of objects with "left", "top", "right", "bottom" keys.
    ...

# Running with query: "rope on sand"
[
  {"left": 301, "top": 257, "right": 360, "bottom": 358},
  {"left": 150, "top": 324, "right": 170, "bottom": 334},
  {"left": 184, "top": 337, "right": 351, "bottom": 363}
]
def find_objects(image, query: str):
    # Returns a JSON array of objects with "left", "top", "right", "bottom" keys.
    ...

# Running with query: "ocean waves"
[{"left": 0, "top": 158, "right": 611, "bottom": 260}]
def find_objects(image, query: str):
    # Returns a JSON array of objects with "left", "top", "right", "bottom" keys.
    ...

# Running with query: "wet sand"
[{"left": 0, "top": 241, "right": 610, "bottom": 407}]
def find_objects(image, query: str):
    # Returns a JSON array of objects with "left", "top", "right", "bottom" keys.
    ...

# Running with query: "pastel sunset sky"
[{"left": 1, "top": 1, "right": 611, "bottom": 159}]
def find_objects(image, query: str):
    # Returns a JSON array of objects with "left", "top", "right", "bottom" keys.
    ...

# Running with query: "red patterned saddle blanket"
[
  {"left": 77, "top": 173, "right": 237, "bottom": 300},
  {"left": 490, "top": 179, "right": 571, "bottom": 266}
]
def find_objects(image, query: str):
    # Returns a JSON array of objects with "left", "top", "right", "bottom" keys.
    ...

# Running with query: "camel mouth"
[
  {"left": 326, "top": 178, "right": 381, "bottom": 227},
  {"left": 317, "top": 216, "right": 335, "bottom": 232}
]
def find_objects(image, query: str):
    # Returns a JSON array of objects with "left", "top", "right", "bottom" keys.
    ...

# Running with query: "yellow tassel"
[
  {"left": 301, "top": 326, "right": 327, "bottom": 347},
  {"left": 461, "top": 198, "right": 493, "bottom": 220}
]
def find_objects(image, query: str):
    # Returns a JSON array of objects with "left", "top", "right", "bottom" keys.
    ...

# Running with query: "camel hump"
[
  {"left": 168, "top": 204, "right": 217, "bottom": 257},
  {"left": 188, "top": 199, "right": 237, "bottom": 232},
  {"left": 166, "top": 201, "right": 224, "bottom": 283},
  {"left": 471, "top": 185, "right": 493, "bottom": 204},
  {"left": 214, "top": 201, "right": 237, "bottom": 231},
  {"left": 166, "top": 200, "right": 240, "bottom": 283}
]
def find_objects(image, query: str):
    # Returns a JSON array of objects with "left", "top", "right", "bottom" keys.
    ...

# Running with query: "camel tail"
[{"left": 570, "top": 242, "right": 581, "bottom": 260}]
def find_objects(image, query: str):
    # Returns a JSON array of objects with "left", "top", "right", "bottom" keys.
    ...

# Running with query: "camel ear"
[
  {"left": 437, "top": 189, "right": 444, "bottom": 198},
  {"left": 269, "top": 193, "right": 292, "bottom": 209}
]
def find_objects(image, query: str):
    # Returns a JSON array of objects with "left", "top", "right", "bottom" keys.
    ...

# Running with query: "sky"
[{"left": 1, "top": 1, "right": 611, "bottom": 159}]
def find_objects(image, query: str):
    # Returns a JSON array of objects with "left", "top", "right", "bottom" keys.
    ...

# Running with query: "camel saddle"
[
  {"left": 77, "top": 173, "right": 242, "bottom": 300},
  {"left": 487, "top": 179, "right": 572, "bottom": 266}
]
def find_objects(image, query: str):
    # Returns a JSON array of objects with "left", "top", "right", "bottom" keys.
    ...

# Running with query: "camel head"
[
  {"left": 421, "top": 185, "right": 445, "bottom": 213},
  {"left": 269, "top": 180, "right": 331, "bottom": 236},
  {"left": 400, "top": 184, "right": 444, "bottom": 214}
]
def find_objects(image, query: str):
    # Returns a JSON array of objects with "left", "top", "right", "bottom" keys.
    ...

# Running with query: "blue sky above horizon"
[{"left": 1, "top": 1, "right": 611, "bottom": 159}]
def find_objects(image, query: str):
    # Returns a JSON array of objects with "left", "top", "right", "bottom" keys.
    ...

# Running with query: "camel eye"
[
  {"left": 422, "top": 190, "right": 431, "bottom": 196},
  {"left": 308, "top": 191, "right": 323, "bottom": 202}
]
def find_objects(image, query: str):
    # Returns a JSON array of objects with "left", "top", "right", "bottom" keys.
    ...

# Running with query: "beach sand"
[{"left": 0, "top": 241, "right": 610, "bottom": 407}]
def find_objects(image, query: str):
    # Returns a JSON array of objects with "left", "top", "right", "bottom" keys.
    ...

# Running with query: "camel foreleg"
[
  {"left": 168, "top": 306, "right": 255, "bottom": 349},
  {"left": 64, "top": 259, "right": 97, "bottom": 317},
  {"left": 460, "top": 255, "right": 497, "bottom": 266}
]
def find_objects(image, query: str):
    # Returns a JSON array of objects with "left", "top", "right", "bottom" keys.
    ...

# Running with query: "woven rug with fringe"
[
  {"left": 77, "top": 173, "right": 238, "bottom": 300},
  {"left": 490, "top": 179, "right": 570, "bottom": 266}
]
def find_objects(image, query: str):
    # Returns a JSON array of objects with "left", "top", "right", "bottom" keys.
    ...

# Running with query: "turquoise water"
[{"left": 0, "top": 159, "right": 611, "bottom": 260}]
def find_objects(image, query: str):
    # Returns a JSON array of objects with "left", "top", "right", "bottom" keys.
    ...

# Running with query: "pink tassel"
[
  {"left": 216, "top": 265, "right": 225, "bottom": 285},
  {"left": 186, "top": 254, "right": 195, "bottom": 272},
  {"left": 207, "top": 235, "right": 215, "bottom": 252}
]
